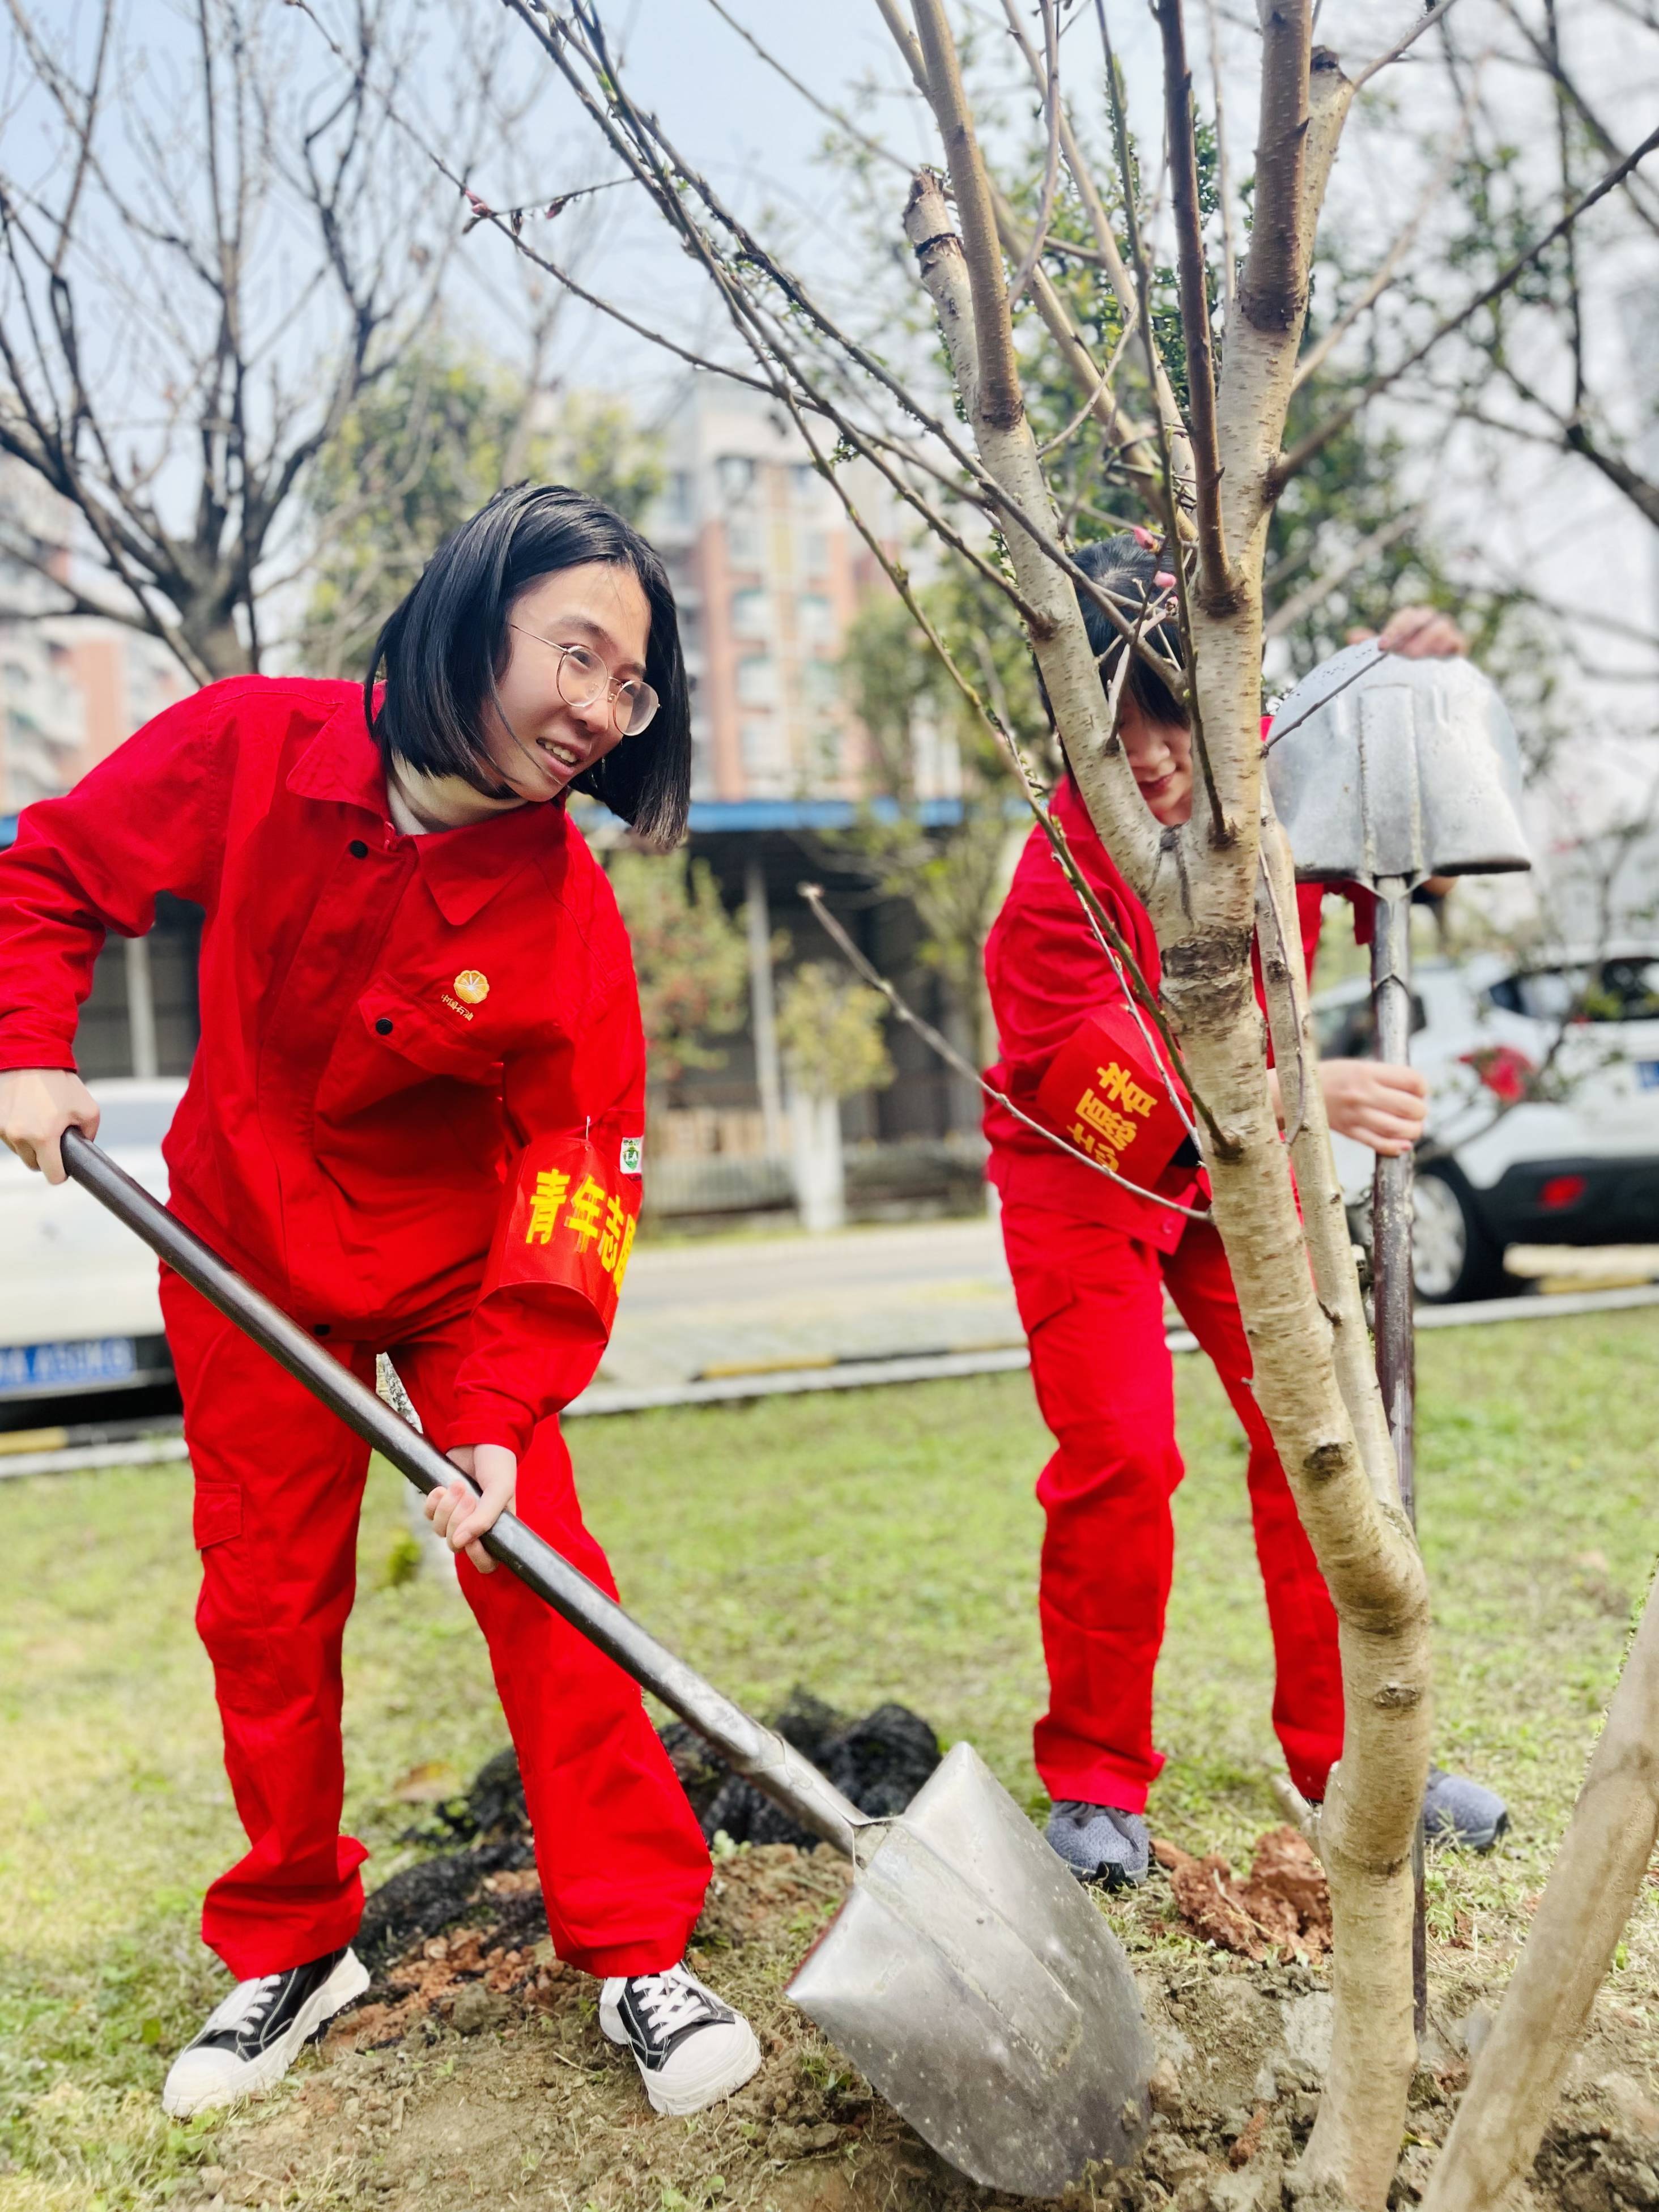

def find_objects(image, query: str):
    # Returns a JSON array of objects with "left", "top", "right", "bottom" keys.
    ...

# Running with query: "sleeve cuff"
[
  {"left": 0, "top": 1036, "right": 79, "bottom": 1075},
  {"left": 443, "top": 1394, "right": 534, "bottom": 1461}
]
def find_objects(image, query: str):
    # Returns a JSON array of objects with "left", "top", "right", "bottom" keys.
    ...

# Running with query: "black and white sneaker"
[
  {"left": 599, "top": 1962, "right": 761, "bottom": 2116},
  {"left": 161, "top": 1947, "right": 369, "bottom": 2117}
]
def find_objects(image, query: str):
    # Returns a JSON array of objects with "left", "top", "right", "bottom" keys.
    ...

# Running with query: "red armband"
[
  {"left": 1033, "top": 1009, "right": 1190, "bottom": 1190},
  {"left": 483, "top": 1128, "right": 643, "bottom": 1333}
]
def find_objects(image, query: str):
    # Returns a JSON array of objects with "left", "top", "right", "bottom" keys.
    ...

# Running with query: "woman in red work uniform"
[
  {"left": 987, "top": 534, "right": 1509, "bottom": 1886},
  {"left": 0, "top": 487, "right": 761, "bottom": 2119}
]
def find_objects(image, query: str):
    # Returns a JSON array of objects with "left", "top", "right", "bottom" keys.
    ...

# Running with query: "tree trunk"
[
  {"left": 182, "top": 612, "right": 257, "bottom": 681},
  {"left": 899, "top": 11, "right": 1431, "bottom": 2200}
]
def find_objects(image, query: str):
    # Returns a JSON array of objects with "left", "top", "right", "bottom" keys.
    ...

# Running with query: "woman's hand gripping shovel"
[{"left": 61, "top": 1128, "right": 1155, "bottom": 2198}]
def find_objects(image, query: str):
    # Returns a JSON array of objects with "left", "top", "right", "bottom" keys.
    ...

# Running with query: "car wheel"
[{"left": 1413, "top": 1165, "right": 1509, "bottom": 1304}]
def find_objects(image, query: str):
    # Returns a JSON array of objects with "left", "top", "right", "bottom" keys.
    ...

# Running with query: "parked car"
[
  {"left": 1311, "top": 945, "right": 1659, "bottom": 1302},
  {"left": 0, "top": 1077, "right": 184, "bottom": 1414}
]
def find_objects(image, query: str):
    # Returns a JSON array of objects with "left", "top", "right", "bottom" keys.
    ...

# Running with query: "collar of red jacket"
[{"left": 286, "top": 697, "right": 567, "bottom": 926}]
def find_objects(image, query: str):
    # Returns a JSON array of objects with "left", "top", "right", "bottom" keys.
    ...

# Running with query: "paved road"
[
  {"left": 10, "top": 1216, "right": 1659, "bottom": 1472},
  {"left": 592, "top": 1216, "right": 1023, "bottom": 1395}
]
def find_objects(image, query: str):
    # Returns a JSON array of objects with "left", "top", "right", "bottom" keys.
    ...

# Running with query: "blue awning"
[
  {"left": 685, "top": 797, "right": 964, "bottom": 831},
  {"left": 0, "top": 794, "right": 969, "bottom": 851}
]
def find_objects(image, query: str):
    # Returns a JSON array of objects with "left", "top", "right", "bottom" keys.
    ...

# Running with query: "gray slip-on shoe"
[
  {"left": 1045, "top": 1800, "right": 1151, "bottom": 1888},
  {"left": 1423, "top": 1765, "right": 1509, "bottom": 1852}
]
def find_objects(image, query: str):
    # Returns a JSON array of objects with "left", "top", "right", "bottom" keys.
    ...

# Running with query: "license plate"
[
  {"left": 1639, "top": 1062, "right": 1659, "bottom": 1090},
  {"left": 0, "top": 1337, "right": 138, "bottom": 1394}
]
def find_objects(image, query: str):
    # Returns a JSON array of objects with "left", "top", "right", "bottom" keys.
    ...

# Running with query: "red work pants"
[
  {"left": 160, "top": 1270, "right": 710, "bottom": 1983},
  {"left": 999, "top": 1208, "right": 1344, "bottom": 1813}
]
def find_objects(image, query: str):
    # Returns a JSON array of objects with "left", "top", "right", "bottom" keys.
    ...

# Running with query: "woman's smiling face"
[
  {"left": 480, "top": 561, "right": 652, "bottom": 803},
  {"left": 1118, "top": 688, "right": 1194, "bottom": 827}
]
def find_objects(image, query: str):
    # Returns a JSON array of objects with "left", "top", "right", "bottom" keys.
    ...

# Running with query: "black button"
[
  {"left": 375, "top": 1016, "right": 393, "bottom": 1035},
  {"left": 348, "top": 839, "right": 368, "bottom": 858},
  {"left": 313, "top": 1322, "right": 331, "bottom": 1337}
]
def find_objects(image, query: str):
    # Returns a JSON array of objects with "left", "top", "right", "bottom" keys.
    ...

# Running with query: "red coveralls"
[
  {"left": 0, "top": 677, "right": 710, "bottom": 1979},
  {"left": 984, "top": 775, "right": 1346, "bottom": 1813}
]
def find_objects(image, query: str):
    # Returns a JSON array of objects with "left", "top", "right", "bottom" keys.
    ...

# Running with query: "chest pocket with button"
[{"left": 312, "top": 977, "right": 516, "bottom": 1194}]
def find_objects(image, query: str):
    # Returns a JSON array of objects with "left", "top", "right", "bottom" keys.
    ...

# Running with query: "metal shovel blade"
[
  {"left": 789, "top": 1742, "right": 1155, "bottom": 2197},
  {"left": 1266, "top": 642, "right": 1532, "bottom": 887}
]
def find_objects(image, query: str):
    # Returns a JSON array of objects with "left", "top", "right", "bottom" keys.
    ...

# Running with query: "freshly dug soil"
[
  {"left": 177, "top": 1740, "right": 1659, "bottom": 2212},
  {"left": 661, "top": 1691, "right": 943, "bottom": 1849},
  {"left": 354, "top": 1695, "right": 942, "bottom": 1976},
  {"left": 1153, "top": 1828, "right": 1332, "bottom": 1965},
  {"left": 182, "top": 1838, "right": 1659, "bottom": 2212}
]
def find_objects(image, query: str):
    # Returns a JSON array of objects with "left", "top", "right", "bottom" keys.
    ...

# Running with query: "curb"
[{"left": 7, "top": 1281, "right": 1659, "bottom": 1477}]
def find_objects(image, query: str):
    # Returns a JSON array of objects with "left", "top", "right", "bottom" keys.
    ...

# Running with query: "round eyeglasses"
[{"left": 508, "top": 624, "right": 660, "bottom": 737}]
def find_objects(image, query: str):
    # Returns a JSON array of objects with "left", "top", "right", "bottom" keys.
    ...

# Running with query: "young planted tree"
[{"left": 354, "top": 2, "right": 1657, "bottom": 2200}]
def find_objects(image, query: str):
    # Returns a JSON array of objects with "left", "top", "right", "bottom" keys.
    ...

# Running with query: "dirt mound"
[
  {"left": 355, "top": 1839, "right": 533, "bottom": 1971},
  {"left": 355, "top": 1697, "right": 941, "bottom": 1981},
  {"left": 1153, "top": 1826, "right": 1333, "bottom": 1964},
  {"left": 662, "top": 1689, "right": 942, "bottom": 1847}
]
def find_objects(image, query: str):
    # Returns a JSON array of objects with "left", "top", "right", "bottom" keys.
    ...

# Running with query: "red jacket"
[
  {"left": 984, "top": 775, "right": 1332, "bottom": 1249},
  {"left": 0, "top": 677, "right": 645, "bottom": 1456}
]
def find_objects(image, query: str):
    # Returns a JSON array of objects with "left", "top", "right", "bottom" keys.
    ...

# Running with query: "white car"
[
  {"left": 1312, "top": 945, "right": 1659, "bottom": 1302},
  {"left": 0, "top": 1077, "right": 184, "bottom": 1413}
]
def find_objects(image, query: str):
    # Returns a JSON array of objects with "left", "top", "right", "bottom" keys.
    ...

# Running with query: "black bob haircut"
[
  {"left": 366, "top": 482, "right": 691, "bottom": 847},
  {"left": 1073, "top": 534, "right": 1189, "bottom": 730}
]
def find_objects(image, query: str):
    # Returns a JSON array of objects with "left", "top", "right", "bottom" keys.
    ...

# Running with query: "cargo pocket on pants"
[
  {"left": 1011, "top": 1264, "right": 1078, "bottom": 1341},
  {"left": 193, "top": 1477, "right": 244, "bottom": 1551}
]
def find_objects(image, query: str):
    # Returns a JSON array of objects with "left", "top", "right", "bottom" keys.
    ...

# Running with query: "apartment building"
[
  {"left": 0, "top": 462, "right": 187, "bottom": 819},
  {"left": 649, "top": 376, "right": 877, "bottom": 803}
]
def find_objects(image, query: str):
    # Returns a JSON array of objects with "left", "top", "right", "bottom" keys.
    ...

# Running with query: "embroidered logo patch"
[
  {"left": 619, "top": 1136, "right": 644, "bottom": 1177},
  {"left": 453, "top": 969, "right": 489, "bottom": 1006}
]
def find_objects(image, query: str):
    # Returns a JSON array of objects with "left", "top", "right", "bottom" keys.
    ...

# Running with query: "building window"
[
  {"left": 741, "top": 719, "right": 788, "bottom": 781},
  {"left": 726, "top": 518, "right": 761, "bottom": 566},
  {"left": 731, "top": 588, "right": 771, "bottom": 640},
  {"left": 716, "top": 454, "right": 756, "bottom": 501},
  {"left": 802, "top": 658, "right": 841, "bottom": 712},
  {"left": 798, "top": 592, "right": 835, "bottom": 648},
  {"left": 803, "top": 530, "right": 831, "bottom": 578},
  {"left": 737, "top": 654, "right": 776, "bottom": 708}
]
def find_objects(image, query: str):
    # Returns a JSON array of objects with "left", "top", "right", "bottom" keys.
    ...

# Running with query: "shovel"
[
  {"left": 1266, "top": 643, "right": 1531, "bottom": 2028},
  {"left": 60, "top": 1127, "right": 1155, "bottom": 2198},
  {"left": 1265, "top": 638, "right": 1532, "bottom": 1504}
]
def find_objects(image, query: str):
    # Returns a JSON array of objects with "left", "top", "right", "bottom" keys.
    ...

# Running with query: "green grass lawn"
[{"left": 2, "top": 1309, "right": 1657, "bottom": 2208}]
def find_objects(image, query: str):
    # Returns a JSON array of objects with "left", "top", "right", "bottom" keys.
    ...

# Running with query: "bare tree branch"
[
  {"left": 0, "top": 0, "right": 465, "bottom": 679},
  {"left": 1262, "top": 508, "right": 1424, "bottom": 637},
  {"left": 1496, "top": 0, "right": 1659, "bottom": 236},
  {"left": 699, "top": 0, "right": 910, "bottom": 175},
  {"left": 1202, "top": 0, "right": 1238, "bottom": 330},
  {"left": 1238, "top": 2, "right": 1313, "bottom": 334},
  {"left": 1292, "top": 100, "right": 1474, "bottom": 393},
  {"left": 998, "top": 0, "right": 1061, "bottom": 313},
  {"left": 1154, "top": 0, "right": 1233, "bottom": 604},
  {"left": 1351, "top": 0, "right": 1466, "bottom": 91},
  {"left": 908, "top": 3, "right": 1023, "bottom": 435},
  {"left": 802, "top": 883, "right": 1211, "bottom": 1216},
  {"left": 1277, "top": 118, "right": 1659, "bottom": 489}
]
